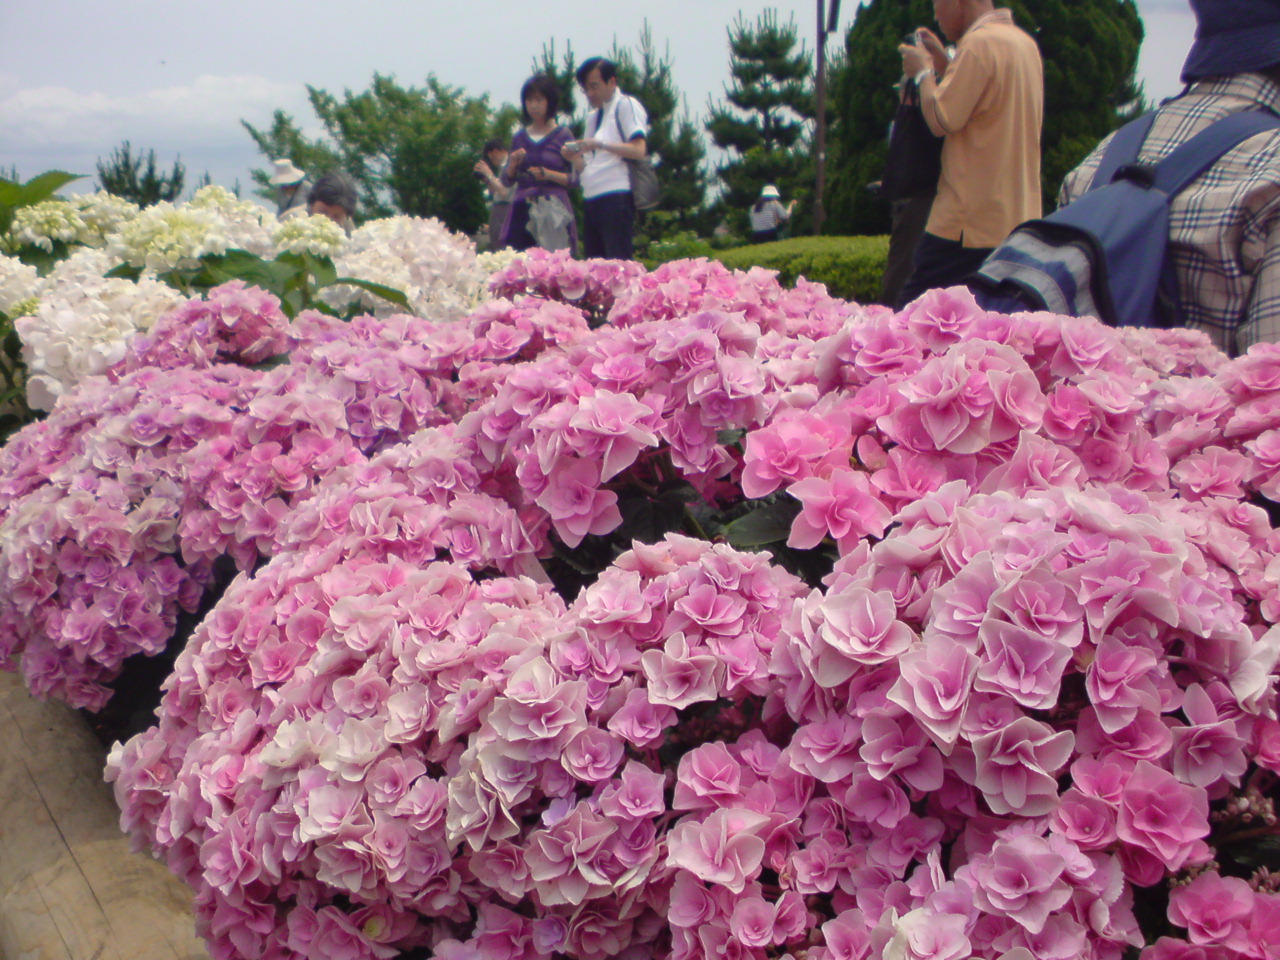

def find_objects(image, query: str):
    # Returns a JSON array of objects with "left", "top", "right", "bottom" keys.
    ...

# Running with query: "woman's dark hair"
[
  {"left": 753, "top": 198, "right": 768, "bottom": 213},
  {"left": 520, "top": 74, "right": 561, "bottom": 123},
  {"left": 482, "top": 138, "right": 506, "bottom": 156},
  {"left": 575, "top": 57, "right": 617, "bottom": 87},
  {"left": 307, "top": 172, "right": 358, "bottom": 216}
]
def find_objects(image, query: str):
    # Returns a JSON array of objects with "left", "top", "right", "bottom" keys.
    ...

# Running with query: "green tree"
[
  {"left": 242, "top": 110, "right": 342, "bottom": 206},
  {"left": 825, "top": 0, "right": 1144, "bottom": 235},
  {"left": 706, "top": 10, "right": 814, "bottom": 232},
  {"left": 244, "top": 75, "right": 518, "bottom": 233},
  {"left": 95, "top": 142, "right": 185, "bottom": 207},
  {"left": 610, "top": 23, "right": 710, "bottom": 234}
]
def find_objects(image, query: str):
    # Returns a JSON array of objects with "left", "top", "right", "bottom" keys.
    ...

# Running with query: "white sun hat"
[{"left": 268, "top": 159, "right": 306, "bottom": 186}]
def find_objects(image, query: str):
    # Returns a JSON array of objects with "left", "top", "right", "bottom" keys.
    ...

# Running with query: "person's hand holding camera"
[
  {"left": 899, "top": 28, "right": 949, "bottom": 81},
  {"left": 505, "top": 148, "right": 527, "bottom": 178}
]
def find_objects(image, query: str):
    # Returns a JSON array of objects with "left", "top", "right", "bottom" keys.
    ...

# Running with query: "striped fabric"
[
  {"left": 1061, "top": 74, "right": 1280, "bottom": 356},
  {"left": 749, "top": 200, "right": 788, "bottom": 234}
]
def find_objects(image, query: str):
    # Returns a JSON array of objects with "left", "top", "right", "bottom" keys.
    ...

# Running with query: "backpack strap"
[
  {"left": 1091, "top": 112, "right": 1157, "bottom": 190},
  {"left": 1148, "top": 109, "right": 1280, "bottom": 195}
]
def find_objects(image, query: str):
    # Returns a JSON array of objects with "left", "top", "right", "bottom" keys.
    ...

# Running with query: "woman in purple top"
[{"left": 500, "top": 74, "right": 578, "bottom": 253}]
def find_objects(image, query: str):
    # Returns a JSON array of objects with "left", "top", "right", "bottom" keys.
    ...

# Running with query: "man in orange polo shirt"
[{"left": 895, "top": 0, "right": 1043, "bottom": 307}]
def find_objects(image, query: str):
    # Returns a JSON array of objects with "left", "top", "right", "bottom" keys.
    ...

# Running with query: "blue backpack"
[{"left": 970, "top": 109, "right": 1280, "bottom": 328}]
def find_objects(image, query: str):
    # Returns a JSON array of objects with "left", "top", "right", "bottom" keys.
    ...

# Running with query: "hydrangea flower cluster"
[
  {"left": 13, "top": 248, "right": 1280, "bottom": 960},
  {"left": 769, "top": 479, "right": 1279, "bottom": 959},
  {"left": 14, "top": 269, "right": 187, "bottom": 410},
  {"left": 0, "top": 254, "right": 40, "bottom": 316},
  {"left": 106, "top": 532, "right": 807, "bottom": 960},
  {"left": 111, "top": 280, "right": 294, "bottom": 377},
  {"left": 0, "top": 291, "right": 525, "bottom": 708},
  {"left": 109, "top": 201, "right": 235, "bottom": 273},
  {"left": 8, "top": 198, "right": 92, "bottom": 251},
  {"left": 188, "top": 186, "right": 278, "bottom": 258},
  {"left": 0, "top": 364, "right": 261, "bottom": 709},
  {"left": 459, "top": 273, "right": 859, "bottom": 550},
  {"left": 488, "top": 248, "right": 647, "bottom": 320},
  {"left": 608, "top": 257, "right": 856, "bottom": 340},
  {"left": 273, "top": 213, "right": 347, "bottom": 259},
  {"left": 70, "top": 191, "right": 144, "bottom": 247},
  {"left": 320, "top": 216, "right": 491, "bottom": 321}
]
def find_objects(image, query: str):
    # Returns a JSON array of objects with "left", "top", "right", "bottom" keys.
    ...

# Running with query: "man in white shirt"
[{"left": 563, "top": 57, "right": 649, "bottom": 259}]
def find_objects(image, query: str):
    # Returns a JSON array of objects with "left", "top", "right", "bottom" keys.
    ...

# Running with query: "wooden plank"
[{"left": 0, "top": 670, "right": 209, "bottom": 959}]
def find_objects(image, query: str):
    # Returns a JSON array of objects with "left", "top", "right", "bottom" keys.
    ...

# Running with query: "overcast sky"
[{"left": 0, "top": 1, "right": 1197, "bottom": 197}]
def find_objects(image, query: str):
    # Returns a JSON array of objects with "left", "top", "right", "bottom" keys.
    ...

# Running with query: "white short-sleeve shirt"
[{"left": 581, "top": 91, "right": 649, "bottom": 200}]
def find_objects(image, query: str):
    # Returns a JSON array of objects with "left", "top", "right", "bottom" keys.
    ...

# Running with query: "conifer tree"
[
  {"left": 706, "top": 10, "right": 814, "bottom": 231},
  {"left": 95, "top": 142, "right": 185, "bottom": 207},
  {"left": 610, "top": 24, "right": 710, "bottom": 233}
]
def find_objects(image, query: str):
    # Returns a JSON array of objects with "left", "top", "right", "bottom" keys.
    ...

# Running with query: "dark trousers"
[
  {"left": 583, "top": 192, "right": 635, "bottom": 259},
  {"left": 880, "top": 193, "right": 934, "bottom": 306},
  {"left": 896, "top": 231, "right": 993, "bottom": 309},
  {"left": 505, "top": 200, "right": 538, "bottom": 252}
]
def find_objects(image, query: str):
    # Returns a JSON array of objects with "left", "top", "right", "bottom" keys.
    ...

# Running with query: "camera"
[{"left": 904, "top": 30, "right": 921, "bottom": 45}]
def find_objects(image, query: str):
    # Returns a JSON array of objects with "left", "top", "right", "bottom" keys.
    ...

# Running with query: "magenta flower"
[
  {"left": 1116, "top": 761, "right": 1210, "bottom": 871},
  {"left": 964, "top": 833, "right": 1071, "bottom": 934},
  {"left": 666, "top": 808, "right": 771, "bottom": 893},
  {"left": 969, "top": 716, "right": 1074, "bottom": 816},
  {"left": 787, "top": 467, "right": 893, "bottom": 553}
]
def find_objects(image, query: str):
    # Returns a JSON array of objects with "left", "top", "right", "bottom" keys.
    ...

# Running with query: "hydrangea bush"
[{"left": 70, "top": 253, "right": 1280, "bottom": 960}]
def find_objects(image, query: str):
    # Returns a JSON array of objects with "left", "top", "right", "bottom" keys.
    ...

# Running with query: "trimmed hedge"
[{"left": 711, "top": 235, "right": 889, "bottom": 305}]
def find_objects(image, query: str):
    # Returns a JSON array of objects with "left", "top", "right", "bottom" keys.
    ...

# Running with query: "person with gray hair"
[{"left": 306, "top": 172, "right": 358, "bottom": 234}]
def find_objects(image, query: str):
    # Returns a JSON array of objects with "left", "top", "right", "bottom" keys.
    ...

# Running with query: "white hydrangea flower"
[
  {"left": 189, "top": 186, "right": 278, "bottom": 257},
  {"left": 10, "top": 200, "right": 89, "bottom": 252},
  {"left": 70, "top": 192, "right": 141, "bottom": 247},
  {"left": 16, "top": 271, "right": 186, "bottom": 410},
  {"left": 321, "top": 215, "right": 487, "bottom": 321},
  {"left": 0, "top": 255, "right": 41, "bottom": 317},
  {"left": 42, "top": 246, "right": 123, "bottom": 287},
  {"left": 273, "top": 214, "right": 346, "bottom": 259},
  {"left": 474, "top": 249, "right": 525, "bottom": 303},
  {"left": 109, "top": 202, "right": 231, "bottom": 274}
]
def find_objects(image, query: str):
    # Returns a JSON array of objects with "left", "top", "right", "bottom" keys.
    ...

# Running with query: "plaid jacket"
[{"left": 1060, "top": 74, "right": 1280, "bottom": 357}]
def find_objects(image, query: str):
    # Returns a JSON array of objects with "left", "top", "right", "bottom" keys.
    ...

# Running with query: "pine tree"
[
  {"left": 95, "top": 142, "right": 185, "bottom": 207},
  {"left": 610, "top": 23, "right": 710, "bottom": 234},
  {"left": 532, "top": 40, "right": 581, "bottom": 132},
  {"left": 825, "top": 0, "right": 1144, "bottom": 235},
  {"left": 706, "top": 10, "right": 814, "bottom": 232}
]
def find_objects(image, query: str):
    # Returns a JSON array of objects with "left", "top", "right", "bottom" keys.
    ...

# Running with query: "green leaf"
[
  {"left": 105, "top": 262, "right": 144, "bottom": 281},
  {"left": 17, "top": 171, "right": 83, "bottom": 206},
  {"left": 249, "top": 353, "right": 293, "bottom": 371},
  {"left": 281, "top": 289, "right": 305, "bottom": 318},
  {"left": 717, "top": 428, "right": 746, "bottom": 446},
  {"left": 304, "top": 253, "right": 338, "bottom": 287},
  {"left": 14, "top": 241, "right": 72, "bottom": 277},
  {"left": 332, "top": 277, "right": 410, "bottom": 309},
  {"left": 723, "top": 500, "right": 801, "bottom": 548}
]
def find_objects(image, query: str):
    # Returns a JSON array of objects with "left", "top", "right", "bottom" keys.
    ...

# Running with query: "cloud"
[
  {"left": 0, "top": 73, "right": 314, "bottom": 190},
  {"left": 0, "top": 74, "right": 308, "bottom": 150}
]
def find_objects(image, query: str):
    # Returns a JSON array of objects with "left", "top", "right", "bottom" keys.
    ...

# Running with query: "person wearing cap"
[
  {"left": 895, "top": 0, "right": 1043, "bottom": 307},
  {"left": 749, "top": 185, "right": 795, "bottom": 244},
  {"left": 269, "top": 159, "right": 310, "bottom": 220},
  {"left": 1059, "top": 0, "right": 1280, "bottom": 356}
]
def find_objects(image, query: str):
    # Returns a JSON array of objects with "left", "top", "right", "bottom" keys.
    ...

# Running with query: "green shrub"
[
  {"left": 711, "top": 235, "right": 889, "bottom": 305},
  {"left": 641, "top": 230, "right": 717, "bottom": 269}
]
